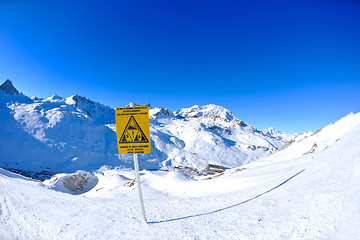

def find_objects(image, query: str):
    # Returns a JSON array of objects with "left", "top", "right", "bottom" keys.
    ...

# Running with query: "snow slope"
[
  {"left": 0, "top": 80, "right": 291, "bottom": 174},
  {"left": 0, "top": 111, "right": 359, "bottom": 239}
]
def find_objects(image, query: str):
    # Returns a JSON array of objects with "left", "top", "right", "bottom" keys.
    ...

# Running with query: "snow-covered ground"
[{"left": 1, "top": 111, "right": 359, "bottom": 239}]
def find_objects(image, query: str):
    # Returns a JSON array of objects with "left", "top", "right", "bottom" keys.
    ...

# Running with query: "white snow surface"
[
  {"left": 1, "top": 111, "right": 360, "bottom": 239},
  {"left": 0, "top": 83, "right": 291, "bottom": 173}
]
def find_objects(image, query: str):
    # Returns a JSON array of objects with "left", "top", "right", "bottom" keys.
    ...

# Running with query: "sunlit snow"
[{"left": 1, "top": 81, "right": 359, "bottom": 239}]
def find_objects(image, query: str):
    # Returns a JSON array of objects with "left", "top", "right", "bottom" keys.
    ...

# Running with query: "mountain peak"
[
  {"left": 174, "top": 104, "right": 237, "bottom": 122},
  {"left": 0, "top": 79, "right": 20, "bottom": 95},
  {"left": 44, "top": 94, "right": 63, "bottom": 102},
  {"left": 149, "top": 106, "right": 174, "bottom": 119}
]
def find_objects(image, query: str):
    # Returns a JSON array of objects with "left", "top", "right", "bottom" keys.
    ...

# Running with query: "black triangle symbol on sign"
[{"left": 119, "top": 116, "right": 149, "bottom": 144}]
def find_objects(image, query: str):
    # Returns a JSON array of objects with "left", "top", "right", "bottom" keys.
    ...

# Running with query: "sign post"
[{"left": 116, "top": 103, "right": 151, "bottom": 223}]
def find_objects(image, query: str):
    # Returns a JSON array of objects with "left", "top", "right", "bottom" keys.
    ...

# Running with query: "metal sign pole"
[
  {"left": 130, "top": 103, "right": 147, "bottom": 223},
  {"left": 133, "top": 154, "right": 147, "bottom": 223}
]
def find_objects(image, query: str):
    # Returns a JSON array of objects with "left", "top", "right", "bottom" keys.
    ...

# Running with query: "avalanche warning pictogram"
[{"left": 119, "top": 116, "right": 149, "bottom": 143}]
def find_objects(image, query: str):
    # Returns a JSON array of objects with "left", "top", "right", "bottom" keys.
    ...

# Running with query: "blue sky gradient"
[{"left": 1, "top": 0, "right": 359, "bottom": 133}]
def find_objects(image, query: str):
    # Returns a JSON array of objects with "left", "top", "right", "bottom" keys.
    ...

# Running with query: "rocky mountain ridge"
[
  {"left": 0, "top": 79, "right": 21, "bottom": 95},
  {"left": 0, "top": 80, "right": 293, "bottom": 174}
]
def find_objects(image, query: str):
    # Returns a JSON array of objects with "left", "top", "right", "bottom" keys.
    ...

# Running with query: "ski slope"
[{"left": 1, "top": 112, "right": 359, "bottom": 239}]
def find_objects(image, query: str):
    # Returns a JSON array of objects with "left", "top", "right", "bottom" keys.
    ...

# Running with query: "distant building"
[{"left": 204, "top": 164, "right": 224, "bottom": 174}]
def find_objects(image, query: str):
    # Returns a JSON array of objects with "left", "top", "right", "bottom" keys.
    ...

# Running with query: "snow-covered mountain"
[
  {"left": 0, "top": 80, "right": 292, "bottom": 174},
  {"left": 1, "top": 94, "right": 359, "bottom": 239}
]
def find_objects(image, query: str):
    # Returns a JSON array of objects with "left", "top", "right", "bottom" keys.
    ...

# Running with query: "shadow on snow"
[{"left": 149, "top": 169, "right": 306, "bottom": 224}]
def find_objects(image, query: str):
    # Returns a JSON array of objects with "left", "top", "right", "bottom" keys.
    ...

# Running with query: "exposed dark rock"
[{"left": 0, "top": 79, "right": 20, "bottom": 95}]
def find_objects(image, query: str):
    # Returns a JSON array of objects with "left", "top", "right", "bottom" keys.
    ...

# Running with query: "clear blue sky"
[{"left": 1, "top": 0, "right": 359, "bottom": 133}]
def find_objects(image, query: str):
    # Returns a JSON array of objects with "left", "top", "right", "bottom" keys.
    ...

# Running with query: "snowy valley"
[{"left": 1, "top": 80, "right": 360, "bottom": 239}]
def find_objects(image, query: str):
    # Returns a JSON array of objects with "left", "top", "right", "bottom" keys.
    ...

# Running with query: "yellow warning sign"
[
  {"left": 119, "top": 116, "right": 149, "bottom": 143},
  {"left": 116, "top": 106, "right": 151, "bottom": 154}
]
